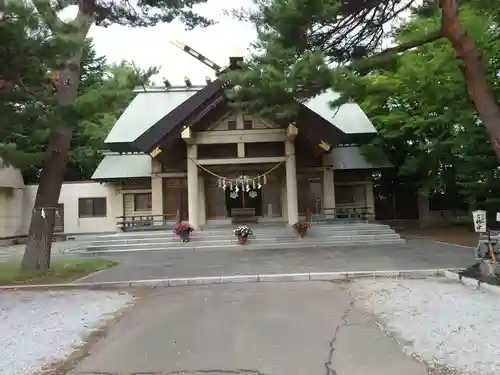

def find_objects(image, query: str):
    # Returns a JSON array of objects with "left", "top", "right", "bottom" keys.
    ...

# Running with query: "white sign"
[
  {"left": 473, "top": 210, "right": 487, "bottom": 233},
  {"left": 496, "top": 212, "right": 500, "bottom": 222}
]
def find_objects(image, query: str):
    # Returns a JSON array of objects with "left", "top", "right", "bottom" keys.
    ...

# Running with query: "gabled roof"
[
  {"left": 104, "top": 87, "right": 201, "bottom": 152},
  {"left": 131, "top": 79, "right": 225, "bottom": 152},
  {"left": 103, "top": 79, "right": 377, "bottom": 154}
]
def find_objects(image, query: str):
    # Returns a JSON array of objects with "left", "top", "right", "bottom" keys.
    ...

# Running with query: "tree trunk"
[
  {"left": 440, "top": 0, "right": 500, "bottom": 161},
  {"left": 21, "top": 64, "right": 82, "bottom": 272},
  {"left": 21, "top": 127, "right": 72, "bottom": 271},
  {"left": 21, "top": 0, "right": 94, "bottom": 272}
]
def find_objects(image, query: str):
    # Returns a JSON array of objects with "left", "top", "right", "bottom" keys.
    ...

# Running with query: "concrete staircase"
[{"left": 74, "top": 222, "right": 405, "bottom": 254}]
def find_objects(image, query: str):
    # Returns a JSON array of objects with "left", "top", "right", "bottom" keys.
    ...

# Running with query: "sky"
[{"left": 88, "top": 0, "right": 257, "bottom": 86}]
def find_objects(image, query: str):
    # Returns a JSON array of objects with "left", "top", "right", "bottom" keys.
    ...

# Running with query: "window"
[
  {"left": 134, "top": 193, "right": 152, "bottom": 211},
  {"left": 227, "top": 120, "right": 237, "bottom": 130},
  {"left": 243, "top": 120, "right": 253, "bottom": 129},
  {"left": 78, "top": 197, "right": 107, "bottom": 218}
]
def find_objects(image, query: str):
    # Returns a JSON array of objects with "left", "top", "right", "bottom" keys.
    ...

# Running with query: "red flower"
[{"left": 173, "top": 222, "right": 194, "bottom": 235}]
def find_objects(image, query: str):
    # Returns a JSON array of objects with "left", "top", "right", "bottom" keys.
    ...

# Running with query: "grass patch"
[{"left": 0, "top": 258, "right": 118, "bottom": 286}]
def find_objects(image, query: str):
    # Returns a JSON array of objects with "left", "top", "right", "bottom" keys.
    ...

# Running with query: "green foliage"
[
  {"left": 225, "top": 38, "right": 333, "bottom": 120},
  {"left": 0, "top": 2, "right": 158, "bottom": 182},
  {"left": 225, "top": 0, "right": 423, "bottom": 115},
  {"left": 354, "top": 6, "right": 500, "bottom": 210},
  {"left": 0, "top": 3, "right": 58, "bottom": 170},
  {"left": 229, "top": 0, "right": 500, "bottom": 212}
]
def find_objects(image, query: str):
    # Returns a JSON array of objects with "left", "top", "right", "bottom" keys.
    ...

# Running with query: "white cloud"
[{"left": 88, "top": 0, "right": 257, "bottom": 85}]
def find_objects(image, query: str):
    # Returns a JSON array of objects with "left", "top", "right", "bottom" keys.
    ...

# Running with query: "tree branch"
[
  {"left": 350, "top": 29, "right": 443, "bottom": 70},
  {"left": 32, "top": 0, "right": 65, "bottom": 32},
  {"left": 375, "top": 29, "right": 443, "bottom": 58}
]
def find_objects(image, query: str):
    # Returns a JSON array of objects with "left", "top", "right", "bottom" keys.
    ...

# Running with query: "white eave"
[
  {"left": 324, "top": 146, "right": 392, "bottom": 170},
  {"left": 91, "top": 154, "right": 152, "bottom": 180}
]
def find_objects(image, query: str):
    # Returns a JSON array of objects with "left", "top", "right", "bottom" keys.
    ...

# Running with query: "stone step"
[
  {"left": 93, "top": 224, "right": 393, "bottom": 239},
  {"left": 87, "top": 228, "right": 397, "bottom": 247},
  {"left": 84, "top": 233, "right": 403, "bottom": 251},
  {"left": 79, "top": 223, "right": 403, "bottom": 252},
  {"left": 76, "top": 238, "right": 406, "bottom": 255}
]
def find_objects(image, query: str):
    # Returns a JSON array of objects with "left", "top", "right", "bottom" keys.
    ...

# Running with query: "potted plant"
[
  {"left": 234, "top": 225, "right": 253, "bottom": 245},
  {"left": 173, "top": 222, "right": 194, "bottom": 242},
  {"left": 293, "top": 220, "right": 311, "bottom": 238}
]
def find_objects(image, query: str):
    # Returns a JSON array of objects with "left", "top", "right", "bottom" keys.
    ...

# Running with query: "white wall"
[
  {"left": 0, "top": 187, "right": 25, "bottom": 237},
  {"left": 21, "top": 181, "right": 119, "bottom": 235}
]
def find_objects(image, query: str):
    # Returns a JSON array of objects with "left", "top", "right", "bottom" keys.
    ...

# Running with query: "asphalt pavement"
[
  {"left": 67, "top": 282, "right": 429, "bottom": 375},
  {"left": 76, "top": 238, "right": 474, "bottom": 283}
]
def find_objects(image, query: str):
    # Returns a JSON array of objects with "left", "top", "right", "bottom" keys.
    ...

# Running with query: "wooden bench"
[{"left": 231, "top": 208, "right": 258, "bottom": 224}]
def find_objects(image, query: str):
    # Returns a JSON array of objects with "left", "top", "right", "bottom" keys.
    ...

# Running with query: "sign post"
[
  {"left": 472, "top": 210, "right": 487, "bottom": 233},
  {"left": 473, "top": 210, "right": 497, "bottom": 266}
]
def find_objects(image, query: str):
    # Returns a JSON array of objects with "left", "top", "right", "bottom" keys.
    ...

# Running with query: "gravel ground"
[
  {"left": 0, "top": 290, "right": 133, "bottom": 375},
  {"left": 350, "top": 277, "right": 500, "bottom": 375}
]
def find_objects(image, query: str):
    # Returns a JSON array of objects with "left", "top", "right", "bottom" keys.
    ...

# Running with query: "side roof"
[
  {"left": 91, "top": 153, "right": 152, "bottom": 180},
  {"left": 303, "top": 90, "right": 376, "bottom": 134}
]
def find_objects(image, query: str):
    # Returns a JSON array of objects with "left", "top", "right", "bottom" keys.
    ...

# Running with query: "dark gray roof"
[
  {"left": 304, "top": 90, "right": 376, "bottom": 134},
  {"left": 324, "top": 146, "right": 392, "bottom": 170},
  {"left": 91, "top": 153, "right": 152, "bottom": 180}
]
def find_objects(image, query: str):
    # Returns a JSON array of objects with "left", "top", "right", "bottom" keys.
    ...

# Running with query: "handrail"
[
  {"left": 320, "top": 206, "right": 370, "bottom": 223},
  {"left": 116, "top": 214, "right": 178, "bottom": 231}
]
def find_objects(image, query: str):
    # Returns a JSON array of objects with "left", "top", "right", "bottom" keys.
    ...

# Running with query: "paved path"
[
  {"left": 78, "top": 239, "right": 474, "bottom": 283},
  {"left": 68, "top": 282, "right": 428, "bottom": 375}
]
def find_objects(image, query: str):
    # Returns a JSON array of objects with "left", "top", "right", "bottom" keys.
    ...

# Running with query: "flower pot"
[
  {"left": 296, "top": 227, "right": 308, "bottom": 238},
  {"left": 238, "top": 236, "right": 248, "bottom": 245},
  {"left": 179, "top": 232, "right": 190, "bottom": 242}
]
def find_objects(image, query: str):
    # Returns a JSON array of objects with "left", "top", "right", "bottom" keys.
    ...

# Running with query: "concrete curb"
[
  {"left": 443, "top": 270, "right": 500, "bottom": 296},
  {"left": 0, "top": 268, "right": 464, "bottom": 291}
]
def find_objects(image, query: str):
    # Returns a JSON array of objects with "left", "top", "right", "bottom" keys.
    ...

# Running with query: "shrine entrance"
[{"left": 225, "top": 187, "right": 263, "bottom": 217}]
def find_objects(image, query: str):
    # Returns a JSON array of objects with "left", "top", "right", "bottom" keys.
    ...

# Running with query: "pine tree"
[
  {"left": 0, "top": 0, "right": 213, "bottom": 272},
  {"left": 227, "top": 0, "right": 500, "bottom": 163},
  {"left": 346, "top": 5, "right": 500, "bottom": 212}
]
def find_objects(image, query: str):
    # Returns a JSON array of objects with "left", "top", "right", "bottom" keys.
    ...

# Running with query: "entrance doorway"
[
  {"left": 225, "top": 188, "right": 263, "bottom": 217},
  {"left": 163, "top": 178, "right": 188, "bottom": 221}
]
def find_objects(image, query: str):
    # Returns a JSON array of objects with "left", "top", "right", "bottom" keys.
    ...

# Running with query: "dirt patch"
[
  {"left": 397, "top": 227, "right": 478, "bottom": 247},
  {"left": 459, "top": 263, "right": 500, "bottom": 286}
]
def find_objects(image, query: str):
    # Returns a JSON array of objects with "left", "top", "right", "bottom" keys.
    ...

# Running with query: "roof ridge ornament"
[
  {"left": 170, "top": 40, "right": 243, "bottom": 76},
  {"left": 170, "top": 40, "right": 222, "bottom": 73}
]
